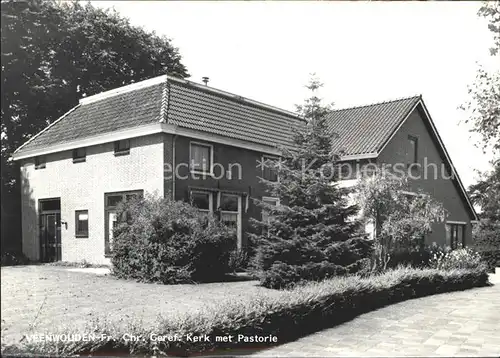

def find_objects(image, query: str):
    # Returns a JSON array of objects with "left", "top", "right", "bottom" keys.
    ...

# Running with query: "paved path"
[{"left": 256, "top": 273, "right": 500, "bottom": 357}]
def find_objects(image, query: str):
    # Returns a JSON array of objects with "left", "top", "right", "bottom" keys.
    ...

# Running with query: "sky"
[{"left": 94, "top": 1, "right": 498, "bottom": 188}]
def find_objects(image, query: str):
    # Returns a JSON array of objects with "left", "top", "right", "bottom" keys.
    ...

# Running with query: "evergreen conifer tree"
[{"left": 251, "top": 77, "right": 373, "bottom": 289}]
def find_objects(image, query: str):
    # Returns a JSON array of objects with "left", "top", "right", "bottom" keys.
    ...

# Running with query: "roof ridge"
[
  {"left": 332, "top": 94, "right": 422, "bottom": 113},
  {"left": 167, "top": 76, "right": 304, "bottom": 120},
  {"left": 79, "top": 75, "right": 168, "bottom": 105}
]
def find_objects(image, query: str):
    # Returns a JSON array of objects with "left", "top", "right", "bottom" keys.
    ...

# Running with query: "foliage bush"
[
  {"left": 9, "top": 266, "right": 489, "bottom": 357},
  {"left": 0, "top": 250, "right": 30, "bottom": 266},
  {"left": 228, "top": 249, "right": 249, "bottom": 273},
  {"left": 356, "top": 169, "right": 446, "bottom": 270},
  {"left": 383, "top": 247, "right": 433, "bottom": 269},
  {"left": 255, "top": 238, "right": 373, "bottom": 289},
  {"left": 429, "top": 247, "right": 486, "bottom": 271},
  {"left": 111, "top": 196, "right": 235, "bottom": 283},
  {"left": 477, "top": 250, "right": 500, "bottom": 272}
]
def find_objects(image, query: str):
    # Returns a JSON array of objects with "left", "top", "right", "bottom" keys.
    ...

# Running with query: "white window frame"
[
  {"left": 261, "top": 155, "right": 280, "bottom": 182},
  {"left": 218, "top": 193, "right": 242, "bottom": 249},
  {"left": 190, "top": 141, "right": 214, "bottom": 175},
  {"left": 190, "top": 190, "right": 213, "bottom": 214}
]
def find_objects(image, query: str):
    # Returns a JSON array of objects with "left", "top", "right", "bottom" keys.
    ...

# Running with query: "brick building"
[{"left": 12, "top": 75, "right": 477, "bottom": 264}]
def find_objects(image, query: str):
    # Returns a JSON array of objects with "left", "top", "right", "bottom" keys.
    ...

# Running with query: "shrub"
[
  {"left": 9, "top": 267, "right": 488, "bottom": 357},
  {"left": 429, "top": 247, "right": 486, "bottom": 271},
  {"left": 228, "top": 249, "right": 249, "bottom": 273},
  {"left": 384, "top": 245, "right": 443, "bottom": 269},
  {"left": 111, "top": 195, "right": 235, "bottom": 283},
  {"left": 253, "top": 235, "right": 373, "bottom": 289},
  {"left": 0, "top": 251, "right": 30, "bottom": 266},
  {"left": 477, "top": 249, "right": 500, "bottom": 272}
]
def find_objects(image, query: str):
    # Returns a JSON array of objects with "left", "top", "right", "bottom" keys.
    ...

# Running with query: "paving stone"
[
  {"left": 434, "top": 344, "right": 460, "bottom": 355},
  {"left": 256, "top": 273, "right": 500, "bottom": 357}
]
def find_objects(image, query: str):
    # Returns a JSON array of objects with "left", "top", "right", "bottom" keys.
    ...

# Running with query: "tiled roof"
[
  {"left": 15, "top": 76, "right": 302, "bottom": 155},
  {"left": 325, "top": 95, "right": 421, "bottom": 156},
  {"left": 14, "top": 74, "right": 420, "bottom": 158},
  {"left": 17, "top": 81, "right": 165, "bottom": 153},
  {"left": 166, "top": 80, "right": 301, "bottom": 148}
]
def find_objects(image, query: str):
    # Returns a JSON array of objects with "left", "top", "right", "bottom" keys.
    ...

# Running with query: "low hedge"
[{"left": 5, "top": 266, "right": 489, "bottom": 357}]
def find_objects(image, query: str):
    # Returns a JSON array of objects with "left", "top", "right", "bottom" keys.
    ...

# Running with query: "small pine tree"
[{"left": 251, "top": 76, "right": 373, "bottom": 289}]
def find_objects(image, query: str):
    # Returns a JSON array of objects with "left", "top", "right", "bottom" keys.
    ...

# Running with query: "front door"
[
  {"left": 39, "top": 213, "right": 61, "bottom": 262},
  {"left": 39, "top": 199, "right": 61, "bottom": 262}
]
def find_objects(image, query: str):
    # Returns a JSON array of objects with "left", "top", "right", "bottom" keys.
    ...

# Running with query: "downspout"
[{"left": 172, "top": 134, "right": 177, "bottom": 200}]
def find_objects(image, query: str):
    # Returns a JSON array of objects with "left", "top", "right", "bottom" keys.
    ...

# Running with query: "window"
[
  {"left": 35, "top": 156, "right": 46, "bottom": 170},
  {"left": 190, "top": 142, "right": 212, "bottom": 174},
  {"left": 72, "top": 147, "right": 86, "bottom": 163},
  {"left": 220, "top": 199, "right": 237, "bottom": 230},
  {"left": 104, "top": 190, "right": 143, "bottom": 255},
  {"left": 408, "top": 135, "right": 418, "bottom": 165},
  {"left": 191, "top": 191, "right": 212, "bottom": 213},
  {"left": 218, "top": 193, "right": 241, "bottom": 248},
  {"left": 261, "top": 155, "right": 279, "bottom": 182},
  {"left": 114, "top": 139, "right": 130, "bottom": 156},
  {"left": 446, "top": 223, "right": 466, "bottom": 249},
  {"left": 39, "top": 199, "right": 60, "bottom": 212},
  {"left": 261, "top": 197, "right": 279, "bottom": 224},
  {"left": 75, "top": 210, "right": 89, "bottom": 238}
]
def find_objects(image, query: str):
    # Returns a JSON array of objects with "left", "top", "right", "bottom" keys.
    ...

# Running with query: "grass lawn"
[{"left": 0, "top": 265, "right": 280, "bottom": 347}]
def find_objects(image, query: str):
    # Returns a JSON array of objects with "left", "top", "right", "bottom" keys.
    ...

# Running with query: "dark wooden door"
[{"left": 40, "top": 213, "right": 61, "bottom": 262}]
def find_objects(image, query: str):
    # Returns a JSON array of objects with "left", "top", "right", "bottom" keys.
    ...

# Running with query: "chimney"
[{"left": 202, "top": 76, "right": 209, "bottom": 86}]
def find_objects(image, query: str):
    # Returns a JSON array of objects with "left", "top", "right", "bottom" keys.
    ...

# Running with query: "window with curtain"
[
  {"left": 446, "top": 223, "right": 466, "bottom": 249},
  {"left": 190, "top": 142, "right": 212, "bottom": 173},
  {"left": 219, "top": 194, "right": 239, "bottom": 234}
]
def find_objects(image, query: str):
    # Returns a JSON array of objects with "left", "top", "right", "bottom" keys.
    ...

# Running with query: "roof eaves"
[
  {"left": 340, "top": 152, "right": 378, "bottom": 161},
  {"left": 13, "top": 104, "right": 81, "bottom": 155},
  {"left": 417, "top": 99, "right": 479, "bottom": 221}
]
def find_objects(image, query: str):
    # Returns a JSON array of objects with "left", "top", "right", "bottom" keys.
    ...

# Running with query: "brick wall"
[{"left": 20, "top": 134, "right": 165, "bottom": 264}]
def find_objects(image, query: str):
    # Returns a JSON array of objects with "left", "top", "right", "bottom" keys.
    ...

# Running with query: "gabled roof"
[
  {"left": 325, "top": 95, "right": 477, "bottom": 220},
  {"left": 13, "top": 75, "right": 303, "bottom": 157},
  {"left": 15, "top": 79, "right": 166, "bottom": 153},
  {"left": 12, "top": 76, "right": 477, "bottom": 219},
  {"left": 326, "top": 95, "right": 421, "bottom": 158},
  {"left": 166, "top": 78, "right": 301, "bottom": 149}
]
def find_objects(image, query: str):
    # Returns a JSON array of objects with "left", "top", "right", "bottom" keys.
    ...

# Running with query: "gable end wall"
[{"left": 377, "top": 106, "right": 473, "bottom": 246}]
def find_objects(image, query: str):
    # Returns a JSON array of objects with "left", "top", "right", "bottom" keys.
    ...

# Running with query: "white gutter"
[{"left": 12, "top": 122, "right": 282, "bottom": 161}]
